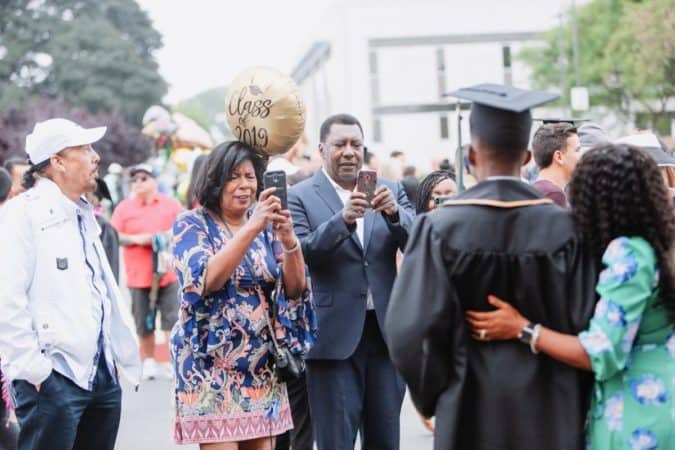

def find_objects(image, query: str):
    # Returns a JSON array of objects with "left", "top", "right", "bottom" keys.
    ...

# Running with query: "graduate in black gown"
[{"left": 385, "top": 84, "right": 598, "bottom": 450}]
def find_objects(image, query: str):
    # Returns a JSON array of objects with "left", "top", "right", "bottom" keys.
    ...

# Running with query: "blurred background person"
[
  {"left": 400, "top": 165, "right": 420, "bottom": 206},
  {"left": 0, "top": 168, "right": 11, "bottom": 206},
  {"left": 170, "top": 141, "right": 316, "bottom": 449},
  {"left": 467, "top": 143, "right": 675, "bottom": 450},
  {"left": 577, "top": 122, "right": 609, "bottom": 154},
  {"left": 86, "top": 179, "right": 121, "bottom": 282},
  {"left": 0, "top": 166, "right": 17, "bottom": 450},
  {"left": 390, "top": 150, "right": 405, "bottom": 165},
  {"left": 365, "top": 149, "right": 380, "bottom": 172},
  {"left": 415, "top": 169, "right": 457, "bottom": 214},
  {"left": 2, "top": 158, "right": 29, "bottom": 200},
  {"left": 184, "top": 153, "right": 207, "bottom": 209},
  {"left": 111, "top": 163, "right": 183, "bottom": 381},
  {"left": 530, "top": 123, "right": 581, "bottom": 207},
  {"left": 103, "top": 162, "right": 125, "bottom": 208},
  {"left": 379, "top": 155, "right": 403, "bottom": 181},
  {"left": 617, "top": 132, "right": 675, "bottom": 196}
]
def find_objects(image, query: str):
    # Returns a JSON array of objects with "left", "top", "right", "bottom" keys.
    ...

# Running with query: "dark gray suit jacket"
[{"left": 288, "top": 170, "right": 414, "bottom": 360}]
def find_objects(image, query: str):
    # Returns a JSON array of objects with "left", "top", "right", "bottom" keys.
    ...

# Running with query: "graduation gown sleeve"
[{"left": 385, "top": 214, "right": 467, "bottom": 418}]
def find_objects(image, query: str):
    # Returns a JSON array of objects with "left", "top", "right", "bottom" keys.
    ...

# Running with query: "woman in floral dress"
[
  {"left": 466, "top": 143, "right": 674, "bottom": 449},
  {"left": 170, "top": 141, "right": 317, "bottom": 449}
]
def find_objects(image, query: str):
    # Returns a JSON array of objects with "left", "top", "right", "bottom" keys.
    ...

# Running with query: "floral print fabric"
[
  {"left": 169, "top": 208, "right": 317, "bottom": 444},
  {"left": 579, "top": 237, "right": 674, "bottom": 449}
]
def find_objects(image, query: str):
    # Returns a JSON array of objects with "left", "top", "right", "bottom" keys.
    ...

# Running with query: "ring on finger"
[{"left": 479, "top": 329, "right": 487, "bottom": 340}]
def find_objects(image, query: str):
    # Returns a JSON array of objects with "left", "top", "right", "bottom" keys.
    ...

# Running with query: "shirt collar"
[
  {"left": 36, "top": 177, "right": 91, "bottom": 217},
  {"left": 132, "top": 192, "right": 159, "bottom": 206},
  {"left": 485, "top": 176, "right": 527, "bottom": 183}
]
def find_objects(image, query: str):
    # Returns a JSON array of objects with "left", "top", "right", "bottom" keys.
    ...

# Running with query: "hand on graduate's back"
[{"left": 465, "top": 295, "right": 529, "bottom": 341}]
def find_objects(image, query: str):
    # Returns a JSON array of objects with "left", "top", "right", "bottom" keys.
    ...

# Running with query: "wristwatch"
[
  {"left": 518, "top": 322, "right": 537, "bottom": 344},
  {"left": 518, "top": 322, "right": 541, "bottom": 354}
]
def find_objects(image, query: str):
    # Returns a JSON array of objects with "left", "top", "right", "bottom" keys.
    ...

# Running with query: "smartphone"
[
  {"left": 263, "top": 170, "right": 288, "bottom": 210},
  {"left": 434, "top": 194, "right": 454, "bottom": 207},
  {"left": 356, "top": 169, "right": 377, "bottom": 207}
]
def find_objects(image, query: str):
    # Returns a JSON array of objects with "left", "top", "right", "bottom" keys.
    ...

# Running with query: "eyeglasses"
[{"left": 131, "top": 175, "right": 149, "bottom": 183}]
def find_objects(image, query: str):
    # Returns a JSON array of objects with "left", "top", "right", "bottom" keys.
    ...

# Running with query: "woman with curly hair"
[
  {"left": 467, "top": 143, "right": 675, "bottom": 449},
  {"left": 415, "top": 169, "right": 457, "bottom": 214}
]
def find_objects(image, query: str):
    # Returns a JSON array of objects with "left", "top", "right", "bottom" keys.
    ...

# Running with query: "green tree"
[
  {"left": 0, "top": 0, "right": 167, "bottom": 124},
  {"left": 519, "top": 0, "right": 673, "bottom": 119},
  {"left": 605, "top": 0, "right": 674, "bottom": 127}
]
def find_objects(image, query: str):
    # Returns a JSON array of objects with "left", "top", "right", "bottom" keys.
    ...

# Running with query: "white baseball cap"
[
  {"left": 25, "top": 118, "right": 106, "bottom": 165},
  {"left": 615, "top": 132, "right": 675, "bottom": 167}
]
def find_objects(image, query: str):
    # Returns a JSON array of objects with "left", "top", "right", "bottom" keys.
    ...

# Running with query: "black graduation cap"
[
  {"left": 445, "top": 83, "right": 559, "bottom": 152},
  {"left": 534, "top": 117, "right": 588, "bottom": 126}
]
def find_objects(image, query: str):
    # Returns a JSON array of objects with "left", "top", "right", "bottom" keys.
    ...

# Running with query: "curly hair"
[
  {"left": 416, "top": 169, "right": 456, "bottom": 214},
  {"left": 568, "top": 143, "right": 675, "bottom": 322}
]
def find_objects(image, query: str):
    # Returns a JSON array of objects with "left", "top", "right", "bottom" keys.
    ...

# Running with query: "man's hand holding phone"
[
  {"left": 371, "top": 186, "right": 398, "bottom": 217},
  {"left": 342, "top": 192, "right": 368, "bottom": 225}
]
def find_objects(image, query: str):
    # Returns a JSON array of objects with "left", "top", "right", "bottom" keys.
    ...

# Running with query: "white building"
[{"left": 290, "top": 0, "right": 574, "bottom": 171}]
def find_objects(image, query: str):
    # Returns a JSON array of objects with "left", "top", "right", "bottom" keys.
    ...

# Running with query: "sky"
[
  {"left": 137, "top": 0, "right": 583, "bottom": 105},
  {"left": 136, "top": 0, "right": 336, "bottom": 103}
]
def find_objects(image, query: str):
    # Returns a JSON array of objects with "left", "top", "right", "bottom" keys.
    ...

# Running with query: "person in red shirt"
[
  {"left": 530, "top": 123, "right": 581, "bottom": 208},
  {"left": 111, "top": 164, "right": 183, "bottom": 380}
]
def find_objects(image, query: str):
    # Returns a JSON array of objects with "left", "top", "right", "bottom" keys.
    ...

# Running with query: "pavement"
[
  {"left": 116, "top": 375, "right": 434, "bottom": 450},
  {"left": 115, "top": 256, "right": 434, "bottom": 450}
]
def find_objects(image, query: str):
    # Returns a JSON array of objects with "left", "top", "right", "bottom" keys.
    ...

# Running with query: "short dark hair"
[
  {"left": 195, "top": 141, "right": 267, "bottom": 217},
  {"left": 319, "top": 114, "right": 364, "bottom": 143},
  {"left": 390, "top": 150, "right": 404, "bottom": 158},
  {"left": 4, "top": 157, "right": 29, "bottom": 175},
  {"left": 403, "top": 165, "right": 416, "bottom": 177},
  {"left": 531, "top": 123, "right": 577, "bottom": 169},
  {"left": 0, "top": 167, "right": 11, "bottom": 203},
  {"left": 22, "top": 160, "right": 50, "bottom": 190}
]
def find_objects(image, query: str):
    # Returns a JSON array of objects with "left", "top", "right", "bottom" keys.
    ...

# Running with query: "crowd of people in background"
[{"left": 0, "top": 83, "right": 674, "bottom": 450}]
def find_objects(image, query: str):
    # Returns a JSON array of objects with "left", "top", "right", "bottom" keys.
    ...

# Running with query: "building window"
[
  {"left": 373, "top": 118, "right": 382, "bottom": 143},
  {"left": 440, "top": 116, "right": 449, "bottom": 139}
]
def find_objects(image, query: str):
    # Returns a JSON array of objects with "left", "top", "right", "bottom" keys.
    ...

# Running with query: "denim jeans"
[{"left": 12, "top": 357, "right": 121, "bottom": 450}]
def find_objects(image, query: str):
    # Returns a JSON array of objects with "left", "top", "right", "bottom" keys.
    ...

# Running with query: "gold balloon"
[{"left": 226, "top": 66, "right": 306, "bottom": 156}]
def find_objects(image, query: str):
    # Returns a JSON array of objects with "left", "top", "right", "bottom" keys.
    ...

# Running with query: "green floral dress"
[{"left": 578, "top": 237, "right": 674, "bottom": 450}]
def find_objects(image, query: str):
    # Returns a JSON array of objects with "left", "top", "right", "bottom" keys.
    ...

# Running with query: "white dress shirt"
[{"left": 322, "top": 168, "right": 375, "bottom": 310}]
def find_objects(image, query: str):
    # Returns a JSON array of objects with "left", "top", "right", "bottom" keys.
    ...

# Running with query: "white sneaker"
[
  {"left": 160, "top": 362, "right": 174, "bottom": 380},
  {"left": 142, "top": 358, "right": 159, "bottom": 381}
]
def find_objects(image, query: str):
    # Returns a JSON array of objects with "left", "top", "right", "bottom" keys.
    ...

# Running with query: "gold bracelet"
[{"left": 281, "top": 238, "right": 300, "bottom": 253}]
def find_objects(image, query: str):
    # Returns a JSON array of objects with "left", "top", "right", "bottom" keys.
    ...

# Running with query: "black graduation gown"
[{"left": 385, "top": 179, "right": 597, "bottom": 450}]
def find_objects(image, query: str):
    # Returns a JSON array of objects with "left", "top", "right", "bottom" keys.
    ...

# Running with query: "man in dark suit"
[{"left": 288, "top": 114, "right": 414, "bottom": 450}]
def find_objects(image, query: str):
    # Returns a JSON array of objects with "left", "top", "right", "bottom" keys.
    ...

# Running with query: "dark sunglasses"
[{"left": 131, "top": 175, "right": 149, "bottom": 183}]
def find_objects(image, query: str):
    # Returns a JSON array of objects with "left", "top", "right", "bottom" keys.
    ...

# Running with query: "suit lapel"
[
  {"left": 313, "top": 170, "right": 343, "bottom": 215},
  {"left": 313, "top": 170, "right": 363, "bottom": 251}
]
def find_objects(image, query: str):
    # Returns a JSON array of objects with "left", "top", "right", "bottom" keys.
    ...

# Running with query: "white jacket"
[{"left": 0, "top": 179, "right": 141, "bottom": 388}]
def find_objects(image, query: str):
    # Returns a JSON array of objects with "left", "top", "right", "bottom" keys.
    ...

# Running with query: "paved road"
[
  {"left": 116, "top": 377, "right": 434, "bottom": 450},
  {"left": 115, "top": 256, "right": 434, "bottom": 450}
]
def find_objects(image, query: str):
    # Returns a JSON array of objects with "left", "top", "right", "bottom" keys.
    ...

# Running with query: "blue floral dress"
[
  {"left": 170, "top": 208, "right": 317, "bottom": 444},
  {"left": 578, "top": 237, "right": 674, "bottom": 450}
]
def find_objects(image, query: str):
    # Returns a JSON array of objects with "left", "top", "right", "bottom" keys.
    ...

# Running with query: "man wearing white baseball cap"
[
  {"left": 0, "top": 118, "right": 141, "bottom": 450},
  {"left": 616, "top": 132, "right": 675, "bottom": 195}
]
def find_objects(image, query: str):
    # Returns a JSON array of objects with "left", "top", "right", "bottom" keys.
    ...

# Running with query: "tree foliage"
[
  {"left": 0, "top": 0, "right": 167, "bottom": 124},
  {"left": 0, "top": 96, "right": 153, "bottom": 169},
  {"left": 519, "top": 0, "right": 674, "bottom": 120}
]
